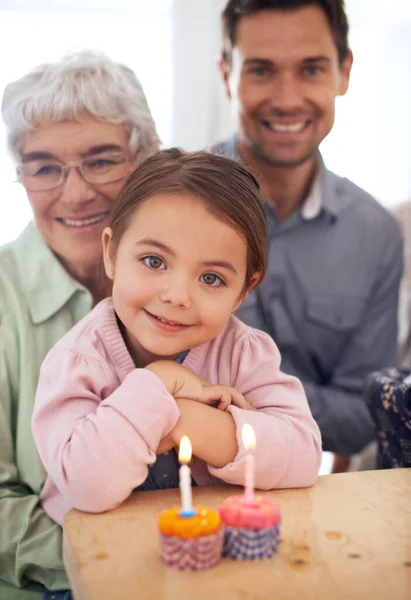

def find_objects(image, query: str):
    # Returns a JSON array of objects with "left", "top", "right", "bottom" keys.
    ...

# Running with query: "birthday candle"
[
  {"left": 242, "top": 424, "right": 256, "bottom": 504},
  {"left": 178, "top": 436, "right": 196, "bottom": 516}
]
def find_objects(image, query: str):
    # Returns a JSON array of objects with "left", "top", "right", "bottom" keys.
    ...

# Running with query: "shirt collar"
[
  {"left": 12, "top": 221, "right": 92, "bottom": 324},
  {"left": 301, "top": 168, "right": 322, "bottom": 220},
  {"left": 227, "top": 133, "right": 342, "bottom": 220}
]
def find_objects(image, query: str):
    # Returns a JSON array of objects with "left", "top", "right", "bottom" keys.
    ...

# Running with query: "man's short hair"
[{"left": 221, "top": 0, "right": 350, "bottom": 66}]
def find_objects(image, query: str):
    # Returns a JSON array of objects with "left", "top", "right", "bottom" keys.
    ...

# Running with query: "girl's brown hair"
[{"left": 109, "top": 148, "right": 267, "bottom": 293}]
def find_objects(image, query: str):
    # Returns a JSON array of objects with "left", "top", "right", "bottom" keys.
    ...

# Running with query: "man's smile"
[{"left": 261, "top": 119, "right": 312, "bottom": 134}]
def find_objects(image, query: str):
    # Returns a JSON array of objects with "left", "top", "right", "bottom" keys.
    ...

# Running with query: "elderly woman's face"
[{"left": 20, "top": 115, "right": 134, "bottom": 280}]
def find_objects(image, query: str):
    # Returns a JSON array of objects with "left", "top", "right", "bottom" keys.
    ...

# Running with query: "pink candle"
[
  {"left": 241, "top": 424, "right": 256, "bottom": 505},
  {"left": 244, "top": 453, "right": 255, "bottom": 502}
]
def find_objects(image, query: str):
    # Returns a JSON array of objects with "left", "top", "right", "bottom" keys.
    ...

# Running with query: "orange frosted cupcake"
[{"left": 158, "top": 506, "right": 224, "bottom": 570}]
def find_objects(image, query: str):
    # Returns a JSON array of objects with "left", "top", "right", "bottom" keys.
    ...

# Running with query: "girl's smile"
[
  {"left": 103, "top": 192, "right": 249, "bottom": 366},
  {"left": 143, "top": 308, "right": 193, "bottom": 332}
]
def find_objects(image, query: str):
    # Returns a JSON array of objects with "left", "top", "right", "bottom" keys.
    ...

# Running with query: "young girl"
[{"left": 32, "top": 149, "right": 321, "bottom": 525}]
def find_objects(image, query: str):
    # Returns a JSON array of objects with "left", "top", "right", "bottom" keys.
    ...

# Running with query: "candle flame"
[
  {"left": 178, "top": 435, "right": 192, "bottom": 463},
  {"left": 242, "top": 424, "right": 256, "bottom": 451}
]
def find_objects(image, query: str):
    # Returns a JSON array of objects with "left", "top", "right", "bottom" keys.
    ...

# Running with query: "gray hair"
[{"left": 1, "top": 50, "right": 160, "bottom": 162}]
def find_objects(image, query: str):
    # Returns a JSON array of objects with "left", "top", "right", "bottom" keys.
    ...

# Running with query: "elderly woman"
[{"left": 0, "top": 51, "right": 159, "bottom": 600}]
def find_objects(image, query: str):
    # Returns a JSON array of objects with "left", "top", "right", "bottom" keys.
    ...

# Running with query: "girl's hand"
[
  {"left": 180, "top": 382, "right": 255, "bottom": 411},
  {"left": 146, "top": 360, "right": 255, "bottom": 411}
]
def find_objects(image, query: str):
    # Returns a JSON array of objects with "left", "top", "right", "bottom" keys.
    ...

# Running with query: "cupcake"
[
  {"left": 219, "top": 495, "right": 281, "bottom": 560},
  {"left": 158, "top": 506, "right": 224, "bottom": 570}
]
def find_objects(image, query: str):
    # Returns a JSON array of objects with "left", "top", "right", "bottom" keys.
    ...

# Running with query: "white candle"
[
  {"left": 242, "top": 424, "right": 256, "bottom": 504},
  {"left": 178, "top": 435, "right": 195, "bottom": 515},
  {"left": 179, "top": 464, "right": 193, "bottom": 513}
]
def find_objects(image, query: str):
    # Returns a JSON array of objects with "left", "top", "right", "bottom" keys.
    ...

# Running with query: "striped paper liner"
[
  {"left": 222, "top": 524, "right": 281, "bottom": 560},
  {"left": 159, "top": 527, "right": 224, "bottom": 570}
]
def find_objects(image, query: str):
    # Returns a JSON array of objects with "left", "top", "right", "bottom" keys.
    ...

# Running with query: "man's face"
[{"left": 220, "top": 6, "right": 352, "bottom": 168}]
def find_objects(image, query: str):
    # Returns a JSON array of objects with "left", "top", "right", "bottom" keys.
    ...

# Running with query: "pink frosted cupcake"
[
  {"left": 219, "top": 495, "right": 281, "bottom": 560},
  {"left": 158, "top": 506, "right": 224, "bottom": 570}
]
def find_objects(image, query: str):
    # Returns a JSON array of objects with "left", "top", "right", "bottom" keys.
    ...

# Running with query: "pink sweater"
[{"left": 32, "top": 298, "right": 321, "bottom": 525}]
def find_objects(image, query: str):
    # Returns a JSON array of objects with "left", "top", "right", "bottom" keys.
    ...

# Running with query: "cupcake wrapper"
[
  {"left": 223, "top": 524, "right": 280, "bottom": 560},
  {"left": 160, "top": 528, "right": 224, "bottom": 570}
]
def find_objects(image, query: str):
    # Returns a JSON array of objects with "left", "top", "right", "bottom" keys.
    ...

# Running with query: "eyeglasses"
[{"left": 17, "top": 151, "right": 131, "bottom": 192}]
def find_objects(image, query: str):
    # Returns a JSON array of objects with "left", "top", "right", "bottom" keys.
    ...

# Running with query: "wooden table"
[{"left": 63, "top": 469, "right": 411, "bottom": 600}]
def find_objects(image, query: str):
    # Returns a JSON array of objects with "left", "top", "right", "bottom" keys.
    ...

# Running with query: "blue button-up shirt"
[{"left": 212, "top": 135, "right": 403, "bottom": 455}]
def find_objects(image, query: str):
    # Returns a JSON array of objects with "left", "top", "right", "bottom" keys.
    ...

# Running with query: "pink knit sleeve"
[
  {"left": 32, "top": 348, "right": 179, "bottom": 513},
  {"left": 207, "top": 327, "right": 322, "bottom": 489}
]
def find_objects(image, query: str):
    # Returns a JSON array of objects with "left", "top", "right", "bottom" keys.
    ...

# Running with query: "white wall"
[
  {"left": 170, "top": 0, "right": 230, "bottom": 150},
  {"left": 322, "top": 0, "right": 411, "bottom": 206}
]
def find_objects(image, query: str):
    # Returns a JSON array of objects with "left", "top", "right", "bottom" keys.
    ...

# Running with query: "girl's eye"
[
  {"left": 200, "top": 273, "right": 225, "bottom": 287},
  {"left": 142, "top": 255, "right": 166, "bottom": 270}
]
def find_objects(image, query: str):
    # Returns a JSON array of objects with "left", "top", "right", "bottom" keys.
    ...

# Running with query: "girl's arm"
[
  {"left": 167, "top": 398, "right": 238, "bottom": 467},
  {"left": 32, "top": 348, "right": 180, "bottom": 514},
  {"left": 146, "top": 360, "right": 253, "bottom": 411},
  {"left": 193, "top": 325, "right": 323, "bottom": 490}
]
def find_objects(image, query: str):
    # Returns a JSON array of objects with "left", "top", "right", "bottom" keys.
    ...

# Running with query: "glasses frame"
[{"left": 17, "top": 151, "right": 132, "bottom": 192}]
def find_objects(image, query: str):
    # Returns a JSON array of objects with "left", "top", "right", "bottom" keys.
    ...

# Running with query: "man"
[{"left": 213, "top": 0, "right": 403, "bottom": 457}]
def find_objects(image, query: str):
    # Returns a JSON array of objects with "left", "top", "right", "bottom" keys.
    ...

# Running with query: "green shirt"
[{"left": 0, "top": 222, "right": 92, "bottom": 599}]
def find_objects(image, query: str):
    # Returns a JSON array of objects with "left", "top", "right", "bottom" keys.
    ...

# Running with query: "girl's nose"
[{"left": 159, "top": 275, "right": 192, "bottom": 309}]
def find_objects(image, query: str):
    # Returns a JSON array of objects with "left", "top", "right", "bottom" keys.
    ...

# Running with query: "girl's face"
[{"left": 103, "top": 193, "right": 257, "bottom": 366}]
